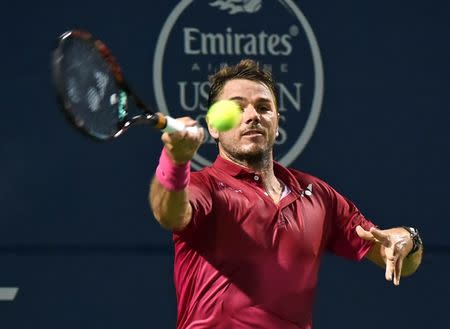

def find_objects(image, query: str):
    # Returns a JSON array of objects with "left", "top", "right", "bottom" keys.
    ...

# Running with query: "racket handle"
[{"left": 162, "top": 116, "right": 201, "bottom": 134}]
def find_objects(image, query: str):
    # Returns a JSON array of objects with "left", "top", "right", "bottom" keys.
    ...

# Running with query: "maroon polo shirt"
[{"left": 172, "top": 156, "right": 374, "bottom": 329}]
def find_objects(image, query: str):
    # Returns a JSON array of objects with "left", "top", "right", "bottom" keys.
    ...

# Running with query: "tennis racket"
[{"left": 51, "top": 30, "right": 199, "bottom": 141}]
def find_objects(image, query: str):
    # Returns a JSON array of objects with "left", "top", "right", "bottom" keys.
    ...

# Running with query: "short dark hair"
[{"left": 207, "top": 59, "right": 277, "bottom": 108}]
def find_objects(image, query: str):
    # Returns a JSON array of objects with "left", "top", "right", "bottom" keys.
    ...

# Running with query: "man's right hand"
[{"left": 161, "top": 117, "right": 205, "bottom": 164}]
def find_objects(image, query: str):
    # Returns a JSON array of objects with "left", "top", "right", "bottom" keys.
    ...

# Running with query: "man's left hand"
[{"left": 356, "top": 226, "right": 413, "bottom": 286}]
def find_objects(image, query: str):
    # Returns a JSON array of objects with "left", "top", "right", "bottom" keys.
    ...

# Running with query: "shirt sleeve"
[
  {"left": 173, "top": 171, "right": 214, "bottom": 239},
  {"left": 324, "top": 183, "right": 375, "bottom": 261}
]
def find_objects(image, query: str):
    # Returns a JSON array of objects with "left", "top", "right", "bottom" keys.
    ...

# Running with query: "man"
[{"left": 149, "top": 59, "right": 423, "bottom": 329}]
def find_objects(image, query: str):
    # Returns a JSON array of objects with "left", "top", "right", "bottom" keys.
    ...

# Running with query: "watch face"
[{"left": 405, "top": 226, "right": 418, "bottom": 237}]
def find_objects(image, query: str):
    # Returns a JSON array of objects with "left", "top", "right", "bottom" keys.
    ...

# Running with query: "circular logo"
[{"left": 154, "top": 0, "right": 324, "bottom": 169}]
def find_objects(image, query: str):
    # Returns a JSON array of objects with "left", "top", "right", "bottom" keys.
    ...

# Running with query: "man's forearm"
[{"left": 149, "top": 178, "right": 192, "bottom": 230}]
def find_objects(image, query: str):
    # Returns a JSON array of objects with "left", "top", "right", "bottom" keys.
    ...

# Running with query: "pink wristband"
[{"left": 155, "top": 148, "right": 191, "bottom": 191}]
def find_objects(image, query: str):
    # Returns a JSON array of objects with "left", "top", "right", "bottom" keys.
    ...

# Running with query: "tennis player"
[{"left": 149, "top": 59, "right": 423, "bottom": 329}]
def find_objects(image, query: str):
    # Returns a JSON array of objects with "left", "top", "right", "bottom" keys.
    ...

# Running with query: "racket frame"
[{"left": 52, "top": 30, "right": 170, "bottom": 141}]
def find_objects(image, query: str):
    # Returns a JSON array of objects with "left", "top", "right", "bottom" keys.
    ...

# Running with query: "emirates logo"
[{"left": 153, "top": 0, "right": 324, "bottom": 169}]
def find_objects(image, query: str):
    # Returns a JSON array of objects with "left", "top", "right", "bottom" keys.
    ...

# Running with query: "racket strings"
[{"left": 58, "top": 38, "right": 124, "bottom": 139}]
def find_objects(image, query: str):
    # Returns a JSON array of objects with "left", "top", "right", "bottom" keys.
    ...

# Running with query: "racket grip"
[{"left": 162, "top": 116, "right": 201, "bottom": 134}]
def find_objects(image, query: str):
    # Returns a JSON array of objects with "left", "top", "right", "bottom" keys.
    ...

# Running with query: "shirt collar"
[
  {"left": 212, "top": 155, "right": 251, "bottom": 177},
  {"left": 212, "top": 155, "right": 303, "bottom": 194}
]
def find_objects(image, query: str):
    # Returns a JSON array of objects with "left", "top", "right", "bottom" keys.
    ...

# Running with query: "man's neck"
[
  {"left": 219, "top": 149, "right": 283, "bottom": 203},
  {"left": 219, "top": 148, "right": 273, "bottom": 173}
]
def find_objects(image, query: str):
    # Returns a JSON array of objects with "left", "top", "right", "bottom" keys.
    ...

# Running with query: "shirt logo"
[
  {"left": 301, "top": 183, "right": 313, "bottom": 197},
  {"left": 217, "top": 181, "right": 243, "bottom": 193}
]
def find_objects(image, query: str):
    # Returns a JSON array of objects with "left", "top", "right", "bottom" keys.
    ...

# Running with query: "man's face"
[{"left": 208, "top": 79, "right": 279, "bottom": 164}]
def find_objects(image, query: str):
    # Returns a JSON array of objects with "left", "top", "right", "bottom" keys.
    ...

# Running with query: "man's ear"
[
  {"left": 206, "top": 118, "right": 219, "bottom": 139},
  {"left": 209, "top": 126, "right": 219, "bottom": 139},
  {"left": 276, "top": 111, "right": 280, "bottom": 137}
]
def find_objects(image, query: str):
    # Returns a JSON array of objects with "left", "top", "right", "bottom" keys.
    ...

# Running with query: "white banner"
[{"left": 0, "top": 287, "right": 19, "bottom": 301}]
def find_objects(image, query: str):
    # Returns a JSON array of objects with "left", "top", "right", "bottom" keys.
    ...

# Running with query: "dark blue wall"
[{"left": 1, "top": 1, "right": 449, "bottom": 328}]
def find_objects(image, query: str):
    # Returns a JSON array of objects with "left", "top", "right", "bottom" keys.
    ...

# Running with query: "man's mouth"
[{"left": 242, "top": 129, "right": 264, "bottom": 137}]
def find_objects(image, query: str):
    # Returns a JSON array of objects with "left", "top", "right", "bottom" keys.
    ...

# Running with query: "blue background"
[{"left": 1, "top": 0, "right": 449, "bottom": 328}]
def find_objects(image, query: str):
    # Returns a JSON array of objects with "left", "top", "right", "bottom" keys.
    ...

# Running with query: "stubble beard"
[{"left": 220, "top": 138, "right": 275, "bottom": 170}]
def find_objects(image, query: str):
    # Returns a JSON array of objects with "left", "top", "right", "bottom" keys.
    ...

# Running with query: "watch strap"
[{"left": 402, "top": 226, "right": 422, "bottom": 256}]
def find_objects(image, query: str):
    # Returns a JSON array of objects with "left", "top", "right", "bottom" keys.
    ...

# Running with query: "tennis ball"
[{"left": 207, "top": 100, "right": 242, "bottom": 132}]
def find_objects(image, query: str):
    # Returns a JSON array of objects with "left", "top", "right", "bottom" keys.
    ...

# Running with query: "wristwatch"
[{"left": 402, "top": 226, "right": 423, "bottom": 256}]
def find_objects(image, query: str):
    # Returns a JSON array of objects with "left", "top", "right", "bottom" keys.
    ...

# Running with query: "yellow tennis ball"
[{"left": 207, "top": 100, "right": 242, "bottom": 132}]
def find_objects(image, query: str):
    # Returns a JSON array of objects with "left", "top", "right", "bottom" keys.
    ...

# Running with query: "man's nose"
[{"left": 243, "top": 105, "right": 260, "bottom": 124}]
